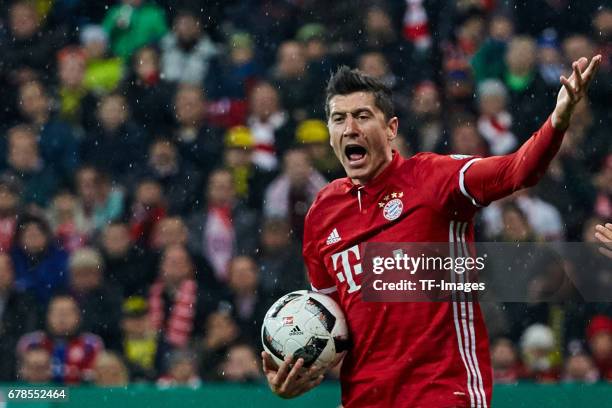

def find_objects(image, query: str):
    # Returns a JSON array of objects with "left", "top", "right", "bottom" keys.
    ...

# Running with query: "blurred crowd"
[{"left": 0, "top": 0, "right": 610, "bottom": 388}]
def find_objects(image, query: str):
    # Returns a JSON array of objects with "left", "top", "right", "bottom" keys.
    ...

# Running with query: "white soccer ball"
[{"left": 261, "top": 290, "right": 349, "bottom": 369}]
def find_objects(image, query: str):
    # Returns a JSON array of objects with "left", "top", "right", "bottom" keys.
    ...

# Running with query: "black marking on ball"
[
  {"left": 262, "top": 326, "right": 285, "bottom": 361},
  {"left": 293, "top": 337, "right": 328, "bottom": 368},
  {"left": 268, "top": 292, "right": 302, "bottom": 318},
  {"left": 305, "top": 297, "right": 336, "bottom": 332}
]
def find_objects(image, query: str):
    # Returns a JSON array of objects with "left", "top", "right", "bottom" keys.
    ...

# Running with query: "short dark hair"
[{"left": 325, "top": 66, "right": 394, "bottom": 120}]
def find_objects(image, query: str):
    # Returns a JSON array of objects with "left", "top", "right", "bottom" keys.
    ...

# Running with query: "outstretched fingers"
[
  {"left": 572, "top": 61, "right": 584, "bottom": 91},
  {"left": 560, "top": 75, "right": 577, "bottom": 100},
  {"left": 581, "top": 55, "right": 602, "bottom": 86}
]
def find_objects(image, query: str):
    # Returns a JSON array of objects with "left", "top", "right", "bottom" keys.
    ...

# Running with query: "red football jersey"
[{"left": 303, "top": 152, "right": 492, "bottom": 408}]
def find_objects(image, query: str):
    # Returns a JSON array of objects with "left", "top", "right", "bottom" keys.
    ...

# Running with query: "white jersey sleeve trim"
[
  {"left": 459, "top": 158, "right": 483, "bottom": 208},
  {"left": 311, "top": 284, "right": 338, "bottom": 294}
]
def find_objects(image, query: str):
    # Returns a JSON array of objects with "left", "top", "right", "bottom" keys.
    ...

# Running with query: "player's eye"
[{"left": 332, "top": 116, "right": 344, "bottom": 123}]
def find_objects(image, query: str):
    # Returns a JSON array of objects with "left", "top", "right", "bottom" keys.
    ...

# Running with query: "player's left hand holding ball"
[{"left": 262, "top": 352, "right": 327, "bottom": 399}]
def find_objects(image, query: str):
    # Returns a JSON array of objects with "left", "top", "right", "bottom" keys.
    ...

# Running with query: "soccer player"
[{"left": 262, "top": 55, "right": 601, "bottom": 407}]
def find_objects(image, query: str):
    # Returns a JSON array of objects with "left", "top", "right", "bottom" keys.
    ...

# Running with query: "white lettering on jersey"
[{"left": 331, "top": 244, "right": 362, "bottom": 293}]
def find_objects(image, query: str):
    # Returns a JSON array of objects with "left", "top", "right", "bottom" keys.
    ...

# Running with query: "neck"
[{"left": 350, "top": 152, "right": 394, "bottom": 185}]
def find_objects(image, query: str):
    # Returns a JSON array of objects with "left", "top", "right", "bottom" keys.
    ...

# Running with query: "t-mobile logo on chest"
[{"left": 331, "top": 244, "right": 363, "bottom": 293}]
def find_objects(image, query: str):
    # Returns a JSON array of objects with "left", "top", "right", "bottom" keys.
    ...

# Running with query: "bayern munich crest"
[{"left": 379, "top": 191, "right": 404, "bottom": 221}]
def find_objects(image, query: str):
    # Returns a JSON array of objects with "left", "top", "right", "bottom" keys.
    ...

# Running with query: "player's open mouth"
[{"left": 345, "top": 144, "right": 367, "bottom": 166}]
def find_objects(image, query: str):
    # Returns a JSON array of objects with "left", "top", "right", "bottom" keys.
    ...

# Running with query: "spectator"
[
  {"left": 157, "top": 348, "right": 202, "bottom": 388},
  {"left": 0, "top": 253, "right": 39, "bottom": 381},
  {"left": 205, "top": 31, "right": 262, "bottom": 99},
  {"left": 593, "top": 154, "right": 612, "bottom": 219},
  {"left": 296, "top": 23, "right": 338, "bottom": 94},
  {"left": 172, "top": 84, "right": 224, "bottom": 177},
  {"left": 224, "top": 256, "right": 269, "bottom": 342},
  {"left": 11, "top": 214, "right": 69, "bottom": 304},
  {"left": 129, "top": 179, "right": 167, "bottom": 248},
  {"left": 491, "top": 337, "right": 525, "bottom": 384},
  {"left": 139, "top": 138, "right": 202, "bottom": 214},
  {"left": 3, "top": 125, "right": 59, "bottom": 208},
  {"left": 80, "top": 93, "right": 147, "bottom": 184},
  {"left": 187, "top": 169, "right": 258, "bottom": 281},
  {"left": 471, "top": 13, "right": 515, "bottom": 83},
  {"left": 295, "top": 119, "right": 344, "bottom": 181},
  {"left": 199, "top": 309, "right": 240, "bottom": 380},
  {"left": 47, "top": 190, "right": 90, "bottom": 252},
  {"left": 54, "top": 46, "right": 99, "bottom": 133},
  {"left": 102, "top": 0, "right": 169, "bottom": 60},
  {"left": 586, "top": 315, "right": 612, "bottom": 380},
  {"left": 17, "top": 294, "right": 104, "bottom": 384},
  {"left": 562, "top": 353, "right": 599, "bottom": 383},
  {"left": 148, "top": 244, "right": 206, "bottom": 349},
  {"left": 16, "top": 80, "right": 79, "bottom": 183},
  {"left": 101, "top": 221, "right": 154, "bottom": 296},
  {"left": 491, "top": 202, "right": 537, "bottom": 243},
  {"left": 150, "top": 216, "right": 217, "bottom": 287},
  {"left": 120, "top": 296, "right": 160, "bottom": 381},
  {"left": 476, "top": 79, "right": 517, "bottom": 155},
  {"left": 93, "top": 351, "right": 130, "bottom": 386},
  {"left": 0, "top": 176, "right": 22, "bottom": 251},
  {"left": 483, "top": 191, "right": 564, "bottom": 242},
  {"left": 264, "top": 148, "right": 327, "bottom": 240},
  {"left": 257, "top": 217, "right": 306, "bottom": 299},
  {"left": 537, "top": 29, "right": 565, "bottom": 88},
  {"left": 358, "top": 51, "right": 401, "bottom": 92},
  {"left": 246, "top": 81, "right": 294, "bottom": 171},
  {"left": 80, "top": 25, "right": 124, "bottom": 95},
  {"left": 520, "top": 324, "right": 560, "bottom": 382},
  {"left": 0, "top": 1, "right": 68, "bottom": 82},
  {"left": 17, "top": 347, "right": 53, "bottom": 384},
  {"left": 398, "top": 81, "right": 444, "bottom": 153},
  {"left": 448, "top": 116, "right": 489, "bottom": 157},
  {"left": 358, "top": 5, "right": 428, "bottom": 86},
  {"left": 67, "top": 247, "right": 122, "bottom": 349},
  {"left": 223, "top": 126, "right": 276, "bottom": 211},
  {"left": 160, "top": 10, "right": 218, "bottom": 85},
  {"left": 533, "top": 100, "right": 598, "bottom": 239},
  {"left": 121, "top": 46, "right": 176, "bottom": 133},
  {"left": 504, "top": 36, "right": 555, "bottom": 141},
  {"left": 75, "top": 166, "right": 125, "bottom": 233},
  {"left": 218, "top": 343, "right": 262, "bottom": 383},
  {"left": 270, "top": 40, "right": 316, "bottom": 121},
  {"left": 150, "top": 216, "right": 190, "bottom": 251}
]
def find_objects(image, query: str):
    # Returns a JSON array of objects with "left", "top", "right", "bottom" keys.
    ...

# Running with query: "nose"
[{"left": 342, "top": 115, "right": 359, "bottom": 138}]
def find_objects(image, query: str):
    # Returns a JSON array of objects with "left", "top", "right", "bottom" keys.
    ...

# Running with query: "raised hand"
[
  {"left": 551, "top": 55, "right": 601, "bottom": 130},
  {"left": 262, "top": 352, "right": 326, "bottom": 399}
]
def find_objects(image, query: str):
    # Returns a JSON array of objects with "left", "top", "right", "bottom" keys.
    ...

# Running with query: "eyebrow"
[{"left": 330, "top": 107, "right": 375, "bottom": 117}]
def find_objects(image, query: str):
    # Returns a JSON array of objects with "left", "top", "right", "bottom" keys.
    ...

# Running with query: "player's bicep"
[
  {"left": 303, "top": 232, "right": 337, "bottom": 296},
  {"left": 304, "top": 254, "right": 337, "bottom": 295},
  {"left": 418, "top": 153, "right": 485, "bottom": 218}
]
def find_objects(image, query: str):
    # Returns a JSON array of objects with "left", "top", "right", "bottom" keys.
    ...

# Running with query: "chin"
[{"left": 345, "top": 167, "right": 371, "bottom": 182}]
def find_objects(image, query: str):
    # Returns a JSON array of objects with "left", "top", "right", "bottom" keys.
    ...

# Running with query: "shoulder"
[
  {"left": 306, "top": 178, "right": 348, "bottom": 217},
  {"left": 408, "top": 152, "right": 479, "bottom": 175}
]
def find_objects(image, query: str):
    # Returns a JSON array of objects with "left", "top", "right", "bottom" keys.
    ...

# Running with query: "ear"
[{"left": 387, "top": 117, "right": 399, "bottom": 142}]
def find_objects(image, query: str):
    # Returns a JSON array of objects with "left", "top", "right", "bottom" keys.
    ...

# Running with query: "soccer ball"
[{"left": 261, "top": 290, "right": 349, "bottom": 369}]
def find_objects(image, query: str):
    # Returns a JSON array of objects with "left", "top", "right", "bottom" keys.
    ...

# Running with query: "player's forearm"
[{"left": 464, "top": 116, "right": 565, "bottom": 205}]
